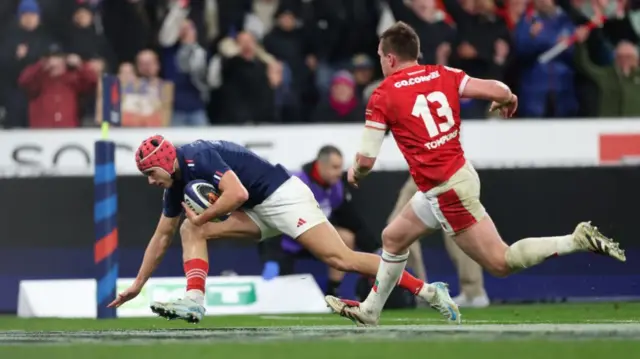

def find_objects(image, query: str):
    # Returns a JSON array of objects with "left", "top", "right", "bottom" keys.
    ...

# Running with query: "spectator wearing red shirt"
[{"left": 18, "top": 44, "right": 97, "bottom": 128}]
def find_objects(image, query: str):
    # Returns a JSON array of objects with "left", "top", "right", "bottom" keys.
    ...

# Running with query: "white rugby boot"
[
  {"left": 150, "top": 297, "right": 206, "bottom": 324},
  {"left": 420, "top": 282, "right": 462, "bottom": 324},
  {"left": 573, "top": 222, "right": 626, "bottom": 262},
  {"left": 324, "top": 296, "right": 379, "bottom": 327}
]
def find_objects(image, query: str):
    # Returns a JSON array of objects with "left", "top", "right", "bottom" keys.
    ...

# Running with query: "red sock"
[
  {"left": 184, "top": 258, "right": 209, "bottom": 293},
  {"left": 397, "top": 271, "right": 424, "bottom": 295}
]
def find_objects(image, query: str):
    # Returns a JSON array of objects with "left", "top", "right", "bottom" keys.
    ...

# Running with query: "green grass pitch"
[{"left": 1, "top": 302, "right": 639, "bottom": 359}]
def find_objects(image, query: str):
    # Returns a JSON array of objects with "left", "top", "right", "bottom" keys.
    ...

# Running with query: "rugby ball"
[{"left": 183, "top": 180, "right": 230, "bottom": 222}]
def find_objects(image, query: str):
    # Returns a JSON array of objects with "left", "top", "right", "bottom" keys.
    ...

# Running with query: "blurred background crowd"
[{"left": 0, "top": 0, "right": 639, "bottom": 129}]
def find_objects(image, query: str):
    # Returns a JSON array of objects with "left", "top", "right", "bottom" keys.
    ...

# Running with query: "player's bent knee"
[
  {"left": 484, "top": 258, "right": 510, "bottom": 278},
  {"left": 381, "top": 226, "right": 406, "bottom": 254}
]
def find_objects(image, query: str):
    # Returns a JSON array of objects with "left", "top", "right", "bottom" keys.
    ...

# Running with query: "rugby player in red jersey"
[{"left": 325, "top": 21, "right": 626, "bottom": 326}]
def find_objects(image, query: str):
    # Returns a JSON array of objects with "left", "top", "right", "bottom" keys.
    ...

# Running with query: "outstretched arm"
[
  {"left": 135, "top": 214, "right": 181, "bottom": 285},
  {"left": 350, "top": 92, "right": 388, "bottom": 186},
  {"left": 108, "top": 213, "right": 180, "bottom": 308},
  {"left": 461, "top": 77, "right": 518, "bottom": 118}
]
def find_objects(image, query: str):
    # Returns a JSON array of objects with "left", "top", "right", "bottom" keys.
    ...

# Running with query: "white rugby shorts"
[
  {"left": 410, "top": 161, "right": 486, "bottom": 235},
  {"left": 244, "top": 176, "right": 328, "bottom": 240}
]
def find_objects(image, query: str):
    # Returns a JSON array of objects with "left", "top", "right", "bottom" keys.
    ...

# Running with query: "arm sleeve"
[
  {"left": 158, "top": 1, "right": 189, "bottom": 47},
  {"left": 18, "top": 61, "right": 45, "bottom": 94},
  {"left": 162, "top": 187, "right": 183, "bottom": 218},
  {"left": 440, "top": 65, "right": 470, "bottom": 96},
  {"left": 514, "top": 18, "right": 557, "bottom": 58},
  {"left": 364, "top": 90, "right": 389, "bottom": 129}
]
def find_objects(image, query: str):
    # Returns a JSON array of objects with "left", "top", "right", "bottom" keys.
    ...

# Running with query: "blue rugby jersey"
[{"left": 163, "top": 140, "right": 290, "bottom": 217}]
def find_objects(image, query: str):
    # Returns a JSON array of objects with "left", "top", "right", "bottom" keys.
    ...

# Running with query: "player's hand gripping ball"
[{"left": 183, "top": 180, "right": 230, "bottom": 222}]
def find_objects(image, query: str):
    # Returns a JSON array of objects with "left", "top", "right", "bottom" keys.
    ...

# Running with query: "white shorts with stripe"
[{"left": 245, "top": 176, "right": 328, "bottom": 240}]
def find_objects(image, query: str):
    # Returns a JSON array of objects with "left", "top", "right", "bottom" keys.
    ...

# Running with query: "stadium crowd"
[{"left": 0, "top": 0, "right": 639, "bottom": 128}]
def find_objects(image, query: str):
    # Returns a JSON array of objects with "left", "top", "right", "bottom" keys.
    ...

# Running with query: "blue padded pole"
[{"left": 94, "top": 140, "right": 119, "bottom": 319}]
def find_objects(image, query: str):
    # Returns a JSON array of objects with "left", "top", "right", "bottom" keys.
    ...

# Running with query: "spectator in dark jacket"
[
  {"left": 64, "top": 3, "right": 116, "bottom": 70},
  {"left": 158, "top": 1, "right": 210, "bottom": 127},
  {"left": 311, "top": 71, "right": 365, "bottom": 123},
  {"left": 263, "top": 4, "right": 309, "bottom": 107},
  {"left": 311, "top": 0, "right": 383, "bottom": 95},
  {"left": 0, "top": 0, "right": 54, "bottom": 128},
  {"left": 575, "top": 37, "right": 640, "bottom": 117},
  {"left": 514, "top": 0, "right": 578, "bottom": 118},
  {"left": 387, "top": 0, "right": 456, "bottom": 66},
  {"left": 218, "top": 31, "right": 277, "bottom": 124},
  {"left": 350, "top": 54, "right": 376, "bottom": 102},
  {"left": 18, "top": 45, "right": 97, "bottom": 128}
]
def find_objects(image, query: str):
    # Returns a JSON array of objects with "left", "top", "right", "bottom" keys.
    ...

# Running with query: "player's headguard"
[{"left": 135, "top": 135, "right": 177, "bottom": 175}]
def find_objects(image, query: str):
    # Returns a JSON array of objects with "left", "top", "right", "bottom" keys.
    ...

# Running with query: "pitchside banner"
[
  {"left": 0, "top": 120, "right": 638, "bottom": 177},
  {"left": 17, "top": 275, "right": 330, "bottom": 318}
]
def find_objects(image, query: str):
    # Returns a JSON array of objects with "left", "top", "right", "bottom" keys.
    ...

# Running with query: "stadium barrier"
[
  {"left": 17, "top": 275, "right": 329, "bottom": 318},
  {"left": 0, "top": 119, "right": 637, "bottom": 177}
]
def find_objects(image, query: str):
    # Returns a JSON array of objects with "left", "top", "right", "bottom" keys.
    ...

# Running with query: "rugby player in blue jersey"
[{"left": 107, "top": 135, "right": 457, "bottom": 323}]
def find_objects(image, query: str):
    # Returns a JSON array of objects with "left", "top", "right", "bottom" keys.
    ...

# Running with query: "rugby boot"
[
  {"left": 573, "top": 222, "right": 626, "bottom": 262},
  {"left": 150, "top": 297, "right": 206, "bottom": 324},
  {"left": 421, "top": 282, "right": 462, "bottom": 324},
  {"left": 324, "top": 296, "right": 379, "bottom": 327}
]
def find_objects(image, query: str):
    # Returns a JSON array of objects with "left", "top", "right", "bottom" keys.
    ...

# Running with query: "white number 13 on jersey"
[{"left": 411, "top": 91, "right": 455, "bottom": 138}]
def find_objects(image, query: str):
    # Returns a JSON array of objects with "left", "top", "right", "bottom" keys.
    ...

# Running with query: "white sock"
[
  {"left": 505, "top": 235, "right": 576, "bottom": 271},
  {"left": 185, "top": 289, "right": 205, "bottom": 306},
  {"left": 361, "top": 250, "right": 409, "bottom": 313}
]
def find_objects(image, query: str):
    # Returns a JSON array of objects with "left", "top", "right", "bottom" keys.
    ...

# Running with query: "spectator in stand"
[
  {"left": 515, "top": 0, "right": 579, "bottom": 118},
  {"left": 18, "top": 44, "right": 97, "bottom": 128},
  {"left": 244, "top": 0, "right": 285, "bottom": 41},
  {"left": 158, "top": 1, "right": 210, "bottom": 127},
  {"left": 310, "top": 71, "right": 365, "bottom": 123},
  {"left": 118, "top": 62, "right": 137, "bottom": 86},
  {"left": 599, "top": 0, "right": 640, "bottom": 45},
  {"left": 80, "top": 55, "right": 107, "bottom": 126},
  {"left": 387, "top": 0, "right": 456, "bottom": 66},
  {"left": 311, "top": 0, "right": 383, "bottom": 95},
  {"left": 441, "top": 0, "right": 511, "bottom": 119},
  {"left": 575, "top": 33, "right": 640, "bottom": 116},
  {"left": 267, "top": 60, "right": 301, "bottom": 123},
  {"left": 0, "top": 0, "right": 54, "bottom": 128},
  {"left": 212, "top": 31, "right": 278, "bottom": 124},
  {"left": 64, "top": 2, "right": 116, "bottom": 71},
  {"left": 101, "top": 0, "right": 154, "bottom": 64},
  {"left": 120, "top": 49, "right": 174, "bottom": 127},
  {"left": 263, "top": 3, "right": 308, "bottom": 119},
  {"left": 496, "top": 0, "right": 530, "bottom": 105},
  {"left": 496, "top": 0, "right": 530, "bottom": 31},
  {"left": 350, "top": 54, "right": 376, "bottom": 102}
]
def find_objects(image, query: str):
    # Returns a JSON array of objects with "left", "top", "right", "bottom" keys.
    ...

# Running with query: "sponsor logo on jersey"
[
  {"left": 425, "top": 129, "right": 459, "bottom": 150},
  {"left": 394, "top": 71, "right": 440, "bottom": 88}
]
